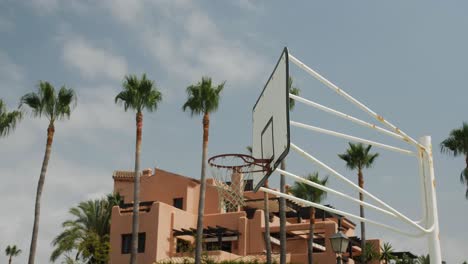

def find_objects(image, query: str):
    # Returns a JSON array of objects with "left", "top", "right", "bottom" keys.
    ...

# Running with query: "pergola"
[{"left": 173, "top": 225, "right": 240, "bottom": 251}]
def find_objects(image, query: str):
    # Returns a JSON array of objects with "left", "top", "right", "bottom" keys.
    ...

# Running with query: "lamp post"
[{"left": 329, "top": 231, "right": 349, "bottom": 264}]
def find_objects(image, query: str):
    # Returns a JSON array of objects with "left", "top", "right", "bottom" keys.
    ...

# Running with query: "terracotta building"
[{"left": 109, "top": 168, "right": 382, "bottom": 263}]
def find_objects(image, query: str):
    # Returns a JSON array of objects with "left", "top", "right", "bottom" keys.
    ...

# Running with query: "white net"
[
  {"left": 210, "top": 168, "right": 253, "bottom": 212},
  {"left": 208, "top": 154, "right": 259, "bottom": 212}
]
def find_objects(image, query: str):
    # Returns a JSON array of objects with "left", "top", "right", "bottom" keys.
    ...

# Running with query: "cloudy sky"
[{"left": 1, "top": 0, "right": 467, "bottom": 263}]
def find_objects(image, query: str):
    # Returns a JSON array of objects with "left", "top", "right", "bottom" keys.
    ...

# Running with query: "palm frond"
[
  {"left": 339, "top": 142, "right": 378, "bottom": 171},
  {"left": 182, "top": 76, "right": 224, "bottom": 117},
  {"left": 20, "top": 81, "right": 76, "bottom": 122},
  {"left": 116, "top": 73, "right": 162, "bottom": 113},
  {"left": 289, "top": 172, "right": 328, "bottom": 203},
  {"left": 0, "top": 99, "right": 22, "bottom": 137},
  {"left": 288, "top": 76, "right": 300, "bottom": 111}
]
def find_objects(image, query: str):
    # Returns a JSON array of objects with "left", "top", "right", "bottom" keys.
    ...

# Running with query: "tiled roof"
[{"left": 112, "top": 170, "right": 135, "bottom": 179}]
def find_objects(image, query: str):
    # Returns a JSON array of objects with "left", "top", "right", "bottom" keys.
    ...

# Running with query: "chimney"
[{"left": 142, "top": 168, "right": 152, "bottom": 177}]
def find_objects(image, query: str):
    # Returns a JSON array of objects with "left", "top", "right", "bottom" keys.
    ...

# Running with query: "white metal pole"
[
  {"left": 291, "top": 143, "right": 434, "bottom": 233},
  {"left": 419, "top": 136, "right": 442, "bottom": 264},
  {"left": 290, "top": 121, "right": 415, "bottom": 156},
  {"left": 416, "top": 148, "right": 429, "bottom": 225},
  {"left": 259, "top": 187, "right": 423, "bottom": 237},
  {"left": 289, "top": 93, "right": 406, "bottom": 142},
  {"left": 288, "top": 53, "right": 425, "bottom": 151},
  {"left": 275, "top": 168, "right": 397, "bottom": 217}
]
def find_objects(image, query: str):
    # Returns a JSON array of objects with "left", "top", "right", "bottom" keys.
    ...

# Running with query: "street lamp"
[{"left": 329, "top": 231, "right": 349, "bottom": 264}]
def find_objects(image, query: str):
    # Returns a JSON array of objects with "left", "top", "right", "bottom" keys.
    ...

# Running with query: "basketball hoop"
[{"left": 208, "top": 154, "right": 271, "bottom": 212}]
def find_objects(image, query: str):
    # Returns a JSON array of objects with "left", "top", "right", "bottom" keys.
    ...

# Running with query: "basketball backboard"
[{"left": 252, "top": 47, "right": 290, "bottom": 191}]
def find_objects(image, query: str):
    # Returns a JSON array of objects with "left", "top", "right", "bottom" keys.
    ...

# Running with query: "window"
[
  {"left": 121, "top": 233, "right": 146, "bottom": 254},
  {"left": 138, "top": 233, "right": 146, "bottom": 253},
  {"left": 205, "top": 241, "right": 232, "bottom": 252},
  {"left": 173, "top": 198, "right": 183, "bottom": 210},
  {"left": 176, "top": 239, "right": 191, "bottom": 253}
]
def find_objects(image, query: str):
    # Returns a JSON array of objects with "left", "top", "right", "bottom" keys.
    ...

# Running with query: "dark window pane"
[
  {"left": 138, "top": 233, "right": 146, "bottom": 253},
  {"left": 173, "top": 198, "right": 183, "bottom": 210},
  {"left": 121, "top": 234, "right": 131, "bottom": 254},
  {"left": 244, "top": 180, "right": 253, "bottom": 191},
  {"left": 176, "top": 239, "right": 191, "bottom": 253},
  {"left": 122, "top": 233, "right": 145, "bottom": 254}
]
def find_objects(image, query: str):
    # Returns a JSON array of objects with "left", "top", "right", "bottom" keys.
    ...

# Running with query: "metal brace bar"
[
  {"left": 290, "top": 121, "right": 415, "bottom": 156},
  {"left": 288, "top": 53, "right": 425, "bottom": 152}
]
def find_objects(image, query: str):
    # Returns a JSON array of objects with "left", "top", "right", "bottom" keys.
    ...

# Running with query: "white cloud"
[
  {"left": 100, "top": 1, "right": 266, "bottom": 87},
  {"left": 62, "top": 36, "right": 128, "bottom": 82},
  {"left": 59, "top": 84, "right": 134, "bottom": 142}
]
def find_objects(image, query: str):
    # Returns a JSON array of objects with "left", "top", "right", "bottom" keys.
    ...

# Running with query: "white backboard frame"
[{"left": 252, "top": 47, "right": 290, "bottom": 191}]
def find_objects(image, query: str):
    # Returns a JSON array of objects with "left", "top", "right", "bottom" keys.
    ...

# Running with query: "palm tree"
[
  {"left": 20, "top": 81, "right": 77, "bottom": 264},
  {"left": 247, "top": 146, "right": 272, "bottom": 264},
  {"left": 289, "top": 172, "right": 328, "bottom": 264},
  {"left": 278, "top": 76, "right": 300, "bottom": 264},
  {"left": 416, "top": 254, "right": 430, "bottom": 264},
  {"left": 50, "top": 193, "right": 122, "bottom": 263},
  {"left": 440, "top": 122, "right": 468, "bottom": 199},
  {"left": 380, "top": 242, "right": 395, "bottom": 264},
  {"left": 0, "top": 98, "right": 22, "bottom": 137},
  {"left": 183, "top": 76, "right": 224, "bottom": 264},
  {"left": 338, "top": 143, "right": 378, "bottom": 256},
  {"left": 5, "top": 245, "right": 21, "bottom": 264},
  {"left": 115, "top": 73, "right": 162, "bottom": 263}
]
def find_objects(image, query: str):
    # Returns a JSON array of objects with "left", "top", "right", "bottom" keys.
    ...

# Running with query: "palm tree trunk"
[
  {"left": 130, "top": 112, "right": 143, "bottom": 264},
  {"left": 358, "top": 169, "right": 366, "bottom": 263},
  {"left": 9, "top": 256, "right": 12, "bottom": 264},
  {"left": 279, "top": 161, "right": 287, "bottom": 264},
  {"left": 264, "top": 191, "right": 272, "bottom": 264},
  {"left": 308, "top": 207, "right": 315, "bottom": 264},
  {"left": 195, "top": 113, "right": 209, "bottom": 264},
  {"left": 28, "top": 123, "right": 54, "bottom": 264}
]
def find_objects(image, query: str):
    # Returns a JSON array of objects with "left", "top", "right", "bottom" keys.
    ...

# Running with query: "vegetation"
[
  {"left": 50, "top": 193, "right": 122, "bottom": 263},
  {"left": 115, "top": 73, "right": 162, "bottom": 263},
  {"left": 278, "top": 76, "right": 300, "bottom": 264},
  {"left": 338, "top": 143, "right": 378, "bottom": 256},
  {"left": 183, "top": 76, "right": 224, "bottom": 264},
  {"left": 5, "top": 245, "right": 22, "bottom": 264},
  {"left": 359, "top": 242, "right": 380, "bottom": 263},
  {"left": 380, "top": 242, "right": 395, "bottom": 264},
  {"left": 416, "top": 254, "right": 430, "bottom": 264},
  {"left": 440, "top": 122, "right": 468, "bottom": 199},
  {"left": 289, "top": 172, "right": 327, "bottom": 264},
  {"left": 0, "top": 98, "right": 22, "bottom": 137},
  {"left": 20, "top": 81, "right": 77, "bottom": 264}
]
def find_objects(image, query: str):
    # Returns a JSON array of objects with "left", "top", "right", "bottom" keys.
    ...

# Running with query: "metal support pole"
[{"left": 419, "top": 136, "right": 442, "bottom": 264}]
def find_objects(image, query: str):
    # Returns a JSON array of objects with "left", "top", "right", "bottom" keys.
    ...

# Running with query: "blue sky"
[{"left": 0, "top": 0, "right": 467, "bottom": 263}]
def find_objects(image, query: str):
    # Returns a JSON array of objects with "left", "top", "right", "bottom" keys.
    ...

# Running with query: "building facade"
[{"left": 109, "top": 168, "right": 382, "bottom": 263}]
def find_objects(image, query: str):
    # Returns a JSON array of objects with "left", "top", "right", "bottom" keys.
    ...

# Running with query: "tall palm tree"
[
  {"left": 115, "top": 73, "right": 162, "bottom": 263},
  {"left": 183, "top": 76, "right": 224, "bottom": 264},
  {"left": 0, "top": 98, "right": 22, "bottom": 137},
  {"left": 51, "top": 193, "right": 122, "bottom": 263},
  {"left": 5, "top": 245, "right": 21, "bottom": 264},
  {"left": 20, "top": 81, "right": 77, "bottom": 264},
  {"left": 338, "top": 143, "right": 378, "bottom": 256},
  {"left": 289, "top": 172, "right": 328, "bottom": 264},
  {"left": 246, "top": 146, "right": 272, "bottom": 264},
  {"left": 278, "top": 76, "right": 300, "bottom": 264},
  {"left": 380, "top": 242, "right": 395, "bottom": 264},
  {"left": 440, "top": 122, "right": 468, "bottom": 199}
]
